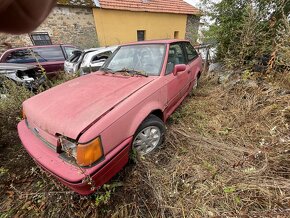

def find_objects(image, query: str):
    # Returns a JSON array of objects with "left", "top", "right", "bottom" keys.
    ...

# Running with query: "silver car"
[
  {"left": 0, "top": 63, "right": 45, "bottom": 91},
  {"left": 64, "top": 46, "right": 118, "bottom": 75}
]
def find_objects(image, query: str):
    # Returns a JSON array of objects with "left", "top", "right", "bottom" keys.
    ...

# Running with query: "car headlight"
[{"left": 60, "top": 136, "right": 103, "bottom": 167}]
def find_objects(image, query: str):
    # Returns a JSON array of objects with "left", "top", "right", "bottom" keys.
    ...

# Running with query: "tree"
[{"left": 203, "top": 0, "right": 290, "bottom": 67}]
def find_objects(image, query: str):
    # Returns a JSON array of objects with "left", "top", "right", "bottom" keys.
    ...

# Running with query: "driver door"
[{"left": 165, "top": 43, "right": 190, "bottom": 116}]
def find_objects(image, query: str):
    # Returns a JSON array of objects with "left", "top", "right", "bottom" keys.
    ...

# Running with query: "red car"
[
  {"left": 0, "top": 45, "right": 76, "bottom": 76},
  {"left": 18, "top": 40, "right": 202, "bottom": 195}
]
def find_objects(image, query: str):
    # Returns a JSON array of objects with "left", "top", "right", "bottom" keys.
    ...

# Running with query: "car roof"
[
  {"left": 83, "top": 46, "right": 118, "bottom": 58},
  {"left": 123, "top": 39, "right": 190, "bottom": 46},
  {"left": 4, "top": 44, "right": 76, "bottom": 51},
  {"left": 83, "top": 45, "right": 119, "bottom": 53}
]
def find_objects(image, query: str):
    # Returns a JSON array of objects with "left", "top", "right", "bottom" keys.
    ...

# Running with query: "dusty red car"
[
  {"left": 0, "top": 45, "right": 76, "bottom": 76},
  {"left": 18, "top": 40, "right": 202, "bottom": 195}
]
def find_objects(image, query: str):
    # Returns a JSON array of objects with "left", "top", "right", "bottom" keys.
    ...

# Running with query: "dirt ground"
[{"left": 0, "top": 72, "right": 289, "bottom": 217}]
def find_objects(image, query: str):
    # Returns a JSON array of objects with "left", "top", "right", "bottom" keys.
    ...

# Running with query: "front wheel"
[{"left": 132, "top": 115, "right": 165, "bottom": 155}]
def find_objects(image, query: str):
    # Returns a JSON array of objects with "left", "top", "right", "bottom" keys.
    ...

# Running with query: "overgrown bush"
[
  {"left": 0, "top": 79, "right": 32, "bottom": 146},
  {"left": 0, "top": 72, "right": 77, "bottom": 147},
  {"left": 203, "top": 0, "right": 290, "bottom": 68}
]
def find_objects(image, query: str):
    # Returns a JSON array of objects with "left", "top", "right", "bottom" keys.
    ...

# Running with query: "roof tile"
[{"left": 98, "top": 0, "right": 200, "bottom": 15}]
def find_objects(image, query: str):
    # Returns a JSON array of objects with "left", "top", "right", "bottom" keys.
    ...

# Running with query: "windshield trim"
[{"left": 101, "top": 43, "right": 166, "bottom": 76}]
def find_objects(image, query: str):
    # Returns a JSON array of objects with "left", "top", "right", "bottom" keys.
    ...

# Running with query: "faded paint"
[
  {"left": 93, "top": 8, "right": 187, "bottom": 46},
  {"left": 18, "top": 40, "right": 203, "bottom": 195}
]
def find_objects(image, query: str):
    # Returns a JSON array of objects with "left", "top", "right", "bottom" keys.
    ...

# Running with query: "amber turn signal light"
[{"left": 76, "top": 137, "right": 103, "bottom": 167}]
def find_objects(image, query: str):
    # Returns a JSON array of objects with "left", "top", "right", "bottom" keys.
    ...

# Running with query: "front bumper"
[{"left": 17, "top": 120, "right": 132, "bottom": 195}]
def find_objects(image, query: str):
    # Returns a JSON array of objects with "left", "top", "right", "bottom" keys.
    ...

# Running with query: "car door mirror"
[{"left": 173, "top": 64, "right": 186, "bottom": 76}]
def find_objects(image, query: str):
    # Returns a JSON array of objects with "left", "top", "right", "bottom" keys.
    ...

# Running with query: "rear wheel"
[{"left": 132, "top": 115, "right": 165, "bottom": 155}]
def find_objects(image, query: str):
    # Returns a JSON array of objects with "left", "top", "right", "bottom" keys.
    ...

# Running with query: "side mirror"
[{"left": 173, "top": 64, "right": 186, "bottom": 76}]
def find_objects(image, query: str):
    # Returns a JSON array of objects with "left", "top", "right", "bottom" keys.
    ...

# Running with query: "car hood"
[{"left": 23, "top": 73, "right": 155, "bottom": 139}]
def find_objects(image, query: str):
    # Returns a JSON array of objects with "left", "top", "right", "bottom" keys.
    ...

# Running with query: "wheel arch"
[{"left": 128, "top": 103, "right": 165, "bottom": 139}]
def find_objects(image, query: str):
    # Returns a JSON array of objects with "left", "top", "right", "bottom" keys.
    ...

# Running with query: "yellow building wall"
[{"left": 93, "top": 8, "right": 187, "bottom": 46}]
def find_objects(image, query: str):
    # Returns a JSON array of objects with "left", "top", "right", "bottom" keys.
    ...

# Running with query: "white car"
[{"left": 64, "top": 46, "right": 118, "bottom": 75}]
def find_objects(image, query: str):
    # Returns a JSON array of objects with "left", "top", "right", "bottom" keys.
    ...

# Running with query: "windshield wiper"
[
  {"left": 100, "top": 67, "right": 114, "bottom": 74},
  {"left": 114, "top": 68, "right": 148, "bottom": 77}
]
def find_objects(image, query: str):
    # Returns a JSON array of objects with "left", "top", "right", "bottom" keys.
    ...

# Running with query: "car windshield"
[{"left": 103, "top": 44, "right": 166, "bottom": 76}]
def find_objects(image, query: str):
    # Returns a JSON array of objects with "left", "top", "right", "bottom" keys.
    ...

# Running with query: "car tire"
[{"left": 132, "top": 114, "right": 165, "bottom": 155}]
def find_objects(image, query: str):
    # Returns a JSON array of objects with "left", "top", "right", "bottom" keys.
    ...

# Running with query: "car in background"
[
  {"left": 18, "top": 39, "right": 202, "bottom": 195},
  {"left": 0, "top": 63, "right": 45, "bottom": 91},
  {"left": 64, "top": 46, "right": 118, "bottom": 75},
  {"left": 0, "top": 45, "right": 77, "bottom": 76}
]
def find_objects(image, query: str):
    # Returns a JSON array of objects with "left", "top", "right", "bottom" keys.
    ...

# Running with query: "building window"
[
  {"left": 174, "top": 31, "right": 179, "bottom": 39},
  {"left": 137, "top": 30, "right": 145, "bottom": 41},
  {"left": 29, "top": 32, "right": 52, "bottom": 46}
]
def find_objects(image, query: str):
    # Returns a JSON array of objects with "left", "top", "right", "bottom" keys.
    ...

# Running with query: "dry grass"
[
  {"left": 128, "top": 73, "right": 290, "bottom": 217},
  {"left": 0, "top": 71, "right": 289, "bottom": 217}
]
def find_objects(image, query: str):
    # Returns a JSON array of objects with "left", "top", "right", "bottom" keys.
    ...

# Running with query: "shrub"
[
  {"left": 0, "top": 72, "right": 77, "bottom": 147},
  {"left": 0, "top": 79, "right": 32, "bottom": 146},
  {"left": 204, "top": 0, "right": 290, "bottom": 68}
]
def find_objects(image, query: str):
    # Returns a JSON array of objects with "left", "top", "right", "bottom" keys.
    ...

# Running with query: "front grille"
[{"left": 26, "top": 120, "right": 61, "bottom": 153}]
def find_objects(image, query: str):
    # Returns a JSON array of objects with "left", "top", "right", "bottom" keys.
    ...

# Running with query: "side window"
[
  {"left": 5, "top": 49, "right": 37, "bottom": 63},
  {"left": 68, "top": 51, "right": 82, "bottom": 63},
  {"left": 64, "top": 46, "right": 76, "bottom": 59},
  {"left": 91, "top": 51, "right": 112, "bottom": 63},
  {"left": 184, "top": 42, "right": 198, "bottom": 63},
  {"left": 166, "top": 43, "right": 186, "bottom": 75},
  {"left": 32, "top": 46, "right": 65, "bottom": 62}
]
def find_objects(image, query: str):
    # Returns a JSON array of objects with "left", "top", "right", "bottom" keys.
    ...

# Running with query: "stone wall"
[
  {"left": 185, "top": 15, "right": 200, "bottom": 45},
  {"left": 0, "top": 6, "right": 98, "bottom": 55}
]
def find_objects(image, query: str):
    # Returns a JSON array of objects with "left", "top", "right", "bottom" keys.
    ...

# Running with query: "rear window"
[
  {"left": 6, "top": 49, "right": 37, "bottom": 63},
  {"left": 5, "top": 46, "right": 65, "bottom": 63}
]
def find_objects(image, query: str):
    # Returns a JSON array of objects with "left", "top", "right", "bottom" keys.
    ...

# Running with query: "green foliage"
[
  {"left": 223, "top": 186, "right": 236, "bottom": 193},
  {"left": 95, "top": 191, "right": 111, "bottom": 207},
  {"left": 0, "top": 167, "right": 8, "bottom": 176},
  {"left": 0, "top": 72, "right": 77, "bottom": 147},
  {"left": 204, "top": 0, "right": 290, "bottom": 66},
  {"left": 130, "top": 147, "right": 138, "bottom": 163},
  {"left": 94, "top": 182, "right": 123, "bottom": 207},
  {"left": 0, "top": 79, "right": 32, "bottom": 146}
]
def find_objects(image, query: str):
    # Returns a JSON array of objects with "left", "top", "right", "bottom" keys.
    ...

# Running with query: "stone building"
[
  {"left": 0, "top": 0, "right": 201, "bottom": 54},
  {"left": 0, "top": 0, "right": 98, "bottom": 54}
]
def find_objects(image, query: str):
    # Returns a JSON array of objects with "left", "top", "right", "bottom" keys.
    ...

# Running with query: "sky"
[
  {"left": 183, "top": 0, "right": 221, "bottom": 26},
  {"left": 184, "top": 0, "right": 221, "bottom": 7},
  {"left": 183, "top": 0, "right": 200, "bottom": 8}
]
